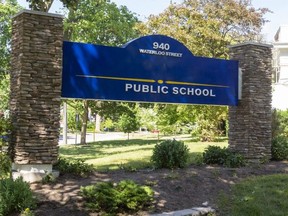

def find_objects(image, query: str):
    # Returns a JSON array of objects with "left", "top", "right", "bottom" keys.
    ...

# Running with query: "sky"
[{"left": 17, "top": 0, "right": 288, "bottom": 42}]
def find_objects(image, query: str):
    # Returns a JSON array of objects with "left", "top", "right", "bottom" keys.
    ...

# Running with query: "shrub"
[
  {"left": 54, "top": 157, "right": 94, "bottom": 177},
  {"left": 271, "top": 135, "right": 288, "bottom": 161},
  {"left": 0, "top": 118, "right": 12, "bottom": 179},
  {"left": 272, "top": 109, "right": 288, "bottom": 138},
  {"left": 80, "top": 180, "right": 154, "bottom": 214},
  {"left": 203, "top": 145, "right": 246, "bottom": 168},
  {"left": 0, "top": 177, "right": 36, "bottom": 216},
  {"left": 224, "top": 153, "right": 246, "bottom": 168},
  {"left": 0, "top": 152, "right": 11, "bottom": 179},
  {"left": 203, "top": 146, "right": 228, "bottom": 165},
  {"left": 151, "top": 139, "right": 189, "bottom": 169}
]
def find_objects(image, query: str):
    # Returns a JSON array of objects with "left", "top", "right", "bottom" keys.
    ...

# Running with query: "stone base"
[{"left": 12, "top": 163, "right": 59, "bottom": 183}]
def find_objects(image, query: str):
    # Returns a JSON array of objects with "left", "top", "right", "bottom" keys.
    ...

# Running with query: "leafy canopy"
[
  {"left": 0, "top": 0, "right": 22, "bottom": 112},
  {"left": 25, "top": 0, "right": 79, "bottom": 12},
  {"left": 64, "top": 0, "right": 139, "bottom": 46},
  {"left": 136, "top": 0, "right": 270, "bottom": 58}
]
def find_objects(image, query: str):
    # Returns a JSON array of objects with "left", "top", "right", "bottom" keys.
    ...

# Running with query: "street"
[{"left": 58, "top": 132, "right": 127, "bottom": 145}]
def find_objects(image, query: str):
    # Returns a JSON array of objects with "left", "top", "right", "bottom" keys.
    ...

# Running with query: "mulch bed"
[{"left": 30, "top": 161, "right": 288, "bottom": 216}]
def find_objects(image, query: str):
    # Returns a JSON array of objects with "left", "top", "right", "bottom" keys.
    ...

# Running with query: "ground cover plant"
[
  {"left": 80, "top": 180, "right": 154, "bottom": 215},
  {"left": 54, "top": 157, "right": 94, "bottom": 177}
]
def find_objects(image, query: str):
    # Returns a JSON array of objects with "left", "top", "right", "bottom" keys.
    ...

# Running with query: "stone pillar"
[
  {"left": 10, "top": 10, "right": 63, "bottom": 182},
  {"left": 228, "top": 42, "right": 273, "bottom": 162}
]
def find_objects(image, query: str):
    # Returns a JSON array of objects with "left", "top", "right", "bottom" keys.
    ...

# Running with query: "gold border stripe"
[
  {"left": 77, "top": 74, "right": 229, "bottom": 88},
  {"left": 77, "top": 75, "right": 155, "bottom": 83},
  {"left": 165, "top": 80, "right": 229, "bottom": 88}
]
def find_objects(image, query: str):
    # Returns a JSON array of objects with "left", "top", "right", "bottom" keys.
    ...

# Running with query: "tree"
[
  {"left": 0, "top": 0, "right": 22, "bottom": 113},
  {"left": 0, "top": 0, "right": 22, "bottom": 74},
  {"left": 135, "top": 0, "right": 270, "bottom": 140},
  {"left": 25, "top": 0, "right": 79, "bottom": 12},
  {"left": 64, "top": 0, "right": 140, "bottom": 144},
  {"left": 118, "top": 112, "right": 140, "bottom": 140},
  {"left": 136, "top": 0, "right": 270, "bottom": 58},
  {"left": 64, "top": 0, "right": 139, "bottom": 46},
  {"left": 137, "top": 107, "right": 157, "bottom": 131}
]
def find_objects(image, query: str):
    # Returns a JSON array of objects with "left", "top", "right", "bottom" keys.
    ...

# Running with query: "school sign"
[{"left": 62, "top": 35, "right": 239, "bottom": 106}]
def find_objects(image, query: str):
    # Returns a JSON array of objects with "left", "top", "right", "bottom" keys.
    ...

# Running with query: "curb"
[{"left": 150, "top": 207, "right": 215, "bottom": 216}]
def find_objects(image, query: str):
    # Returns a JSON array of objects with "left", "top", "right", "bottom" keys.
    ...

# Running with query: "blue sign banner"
[{"left": 62, "top": 35, "right": 238, "bottom": 106}]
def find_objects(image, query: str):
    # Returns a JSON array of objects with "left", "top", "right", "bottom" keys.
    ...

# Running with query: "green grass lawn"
[
  {"left": 218, "top": 174, "right": 288, "bottom": 216},
  {"left": 59, "top": 135, "right": 228, "bottom": 170}
]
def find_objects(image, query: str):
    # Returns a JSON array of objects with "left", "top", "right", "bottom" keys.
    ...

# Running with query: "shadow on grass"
[
  {"left": 95, "top": 156, "right": 153, "bottom": 171},
  {"left": 59, "top": 138, "right": 158, "bottom": 161},
  {"left": 90, "top": 139, "right": 160, "bottom": 147}
]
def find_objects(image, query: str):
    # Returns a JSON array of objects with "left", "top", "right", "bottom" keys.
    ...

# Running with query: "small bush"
[
  {"left": 203, "top": 145, "right": 245, "bottom": 168},
  {"left": 80, "top": 180, "right": 154, "bottom": 214},
  {"left": 271, "top": 135, "right": 288, "bottom": 161},
  {"left": 151, "top": 139, "right": 189, "bottom": 169},
  {"left": 0, "top": 177, "right": 36, "bottom": 215},
  {"left": 0, "top": 152, "right": 11, "bottom": 179},
  {"left": 54, "top": 157, "right": 94, "bottom": 177},
  {"left": 224, "top": 153, "right": 246, "bottom": 168},
  {"left": 203, "top": 146, "right": 228, "bottom": 165}
]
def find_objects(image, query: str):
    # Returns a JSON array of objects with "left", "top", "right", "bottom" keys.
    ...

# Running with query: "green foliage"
[
  {"left": 137, "top": 107, "right": 157, "bottom": 131},
  {"left": 21, "top": 208, "right": 35, "bottom": 216},
  {"left": 54, "top": 157, "right": 94, "bottom": 177},
  {"left": 0, "top": 1, "right": 22, "bottom": 75},
  {"left": 0, "top": 153, "right": 11, "bottom": 179},
  {"left": 272, "top": 109, "right": 288, "bottom": 138},
  {"left": 218, "top": 174, "right": 288, "bottom": 216},
  {"left": 155, "top": 104, "right": 227, "bottom": 141},
  {"left": 0, "top": 118, "right": 12, "bottom": 179},
  {"left": 80, "top": 180, "right": 154, "bottom": 214},
  {"left": 25, "top": 0, "right": 79, "bottom": 12},
  {"left": 1, "top": 1, "right": 22, "bottom": 112},
  {"left": 136, "top": 0, "right": 269, "bottom": 58},
  {"left": 203, "top": 145, "right": 228, "bottom": 165},
  {"left": 203, "top": 145, "right": 245, "bottom": 168},
  {"left": 64, "top": 0, "right": 139, "bottom": 46},
  {"left": 101, "top": 117, "right": 115, "bottom": 131},
  {"left": 0, "top": 177, "right": 36, "bottom": 216},
  {"left": 66, "top": 101, "right": 82, "bottom": 132},
  {"left": 41, "top": 173, "right": 56, "bottom": 184},
  {"left": 271, "top": 109, "right": 288, "bottom": 161},
  {"left": 0, "top": 117, "right": 11, "bottom": 146},
  {"left": 118, "top": 112, "right": 140, "bottom": 135},
  {"left": 271, "top": 135, "right": 288, "bottom": 161},
  {"left": 151, "top": 139, "right": 190, "bottom": 169},
  {"left": 0, "top": 74, "right": 10, "bottom": 112}
]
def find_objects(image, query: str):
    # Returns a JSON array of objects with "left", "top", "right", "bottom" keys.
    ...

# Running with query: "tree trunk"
[{"left": 80, "top": 100, "right": 88, "bottom": 144}]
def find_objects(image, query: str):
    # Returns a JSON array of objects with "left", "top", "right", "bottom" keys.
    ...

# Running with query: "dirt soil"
[{"left": 29, "top": 161, "right": 288, "bottom": 216}]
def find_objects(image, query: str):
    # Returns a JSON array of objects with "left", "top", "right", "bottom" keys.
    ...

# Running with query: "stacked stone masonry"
[
  {"left": 10, "top": 11, "right": 63, "bottom": 164},
  {"left": 228, "top": 43, "right": 272, "bottom": 161}
]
